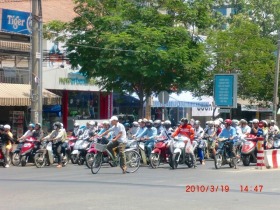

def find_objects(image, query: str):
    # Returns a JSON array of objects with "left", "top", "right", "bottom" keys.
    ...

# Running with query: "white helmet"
[
  {"left": 218, "top": 118, "right": 223, "bottom": 123},
  {"left": 74, "top": 122, "right": 80, "bottom": 127},
  {"left": 164, "top": 120, "right": 171, "bottom": 125},
  {"left": 208, "top": 121, "right": 214, "bottom": 126},
  {"left": 103, "top": 121, "right": 110, "bottom": 125},
  {"left": 214, "top": 120, "right": 220, "bottom": 126},
  {"left": 252, "top": 119, "right": 259, "bottom": 124},
  {"left": 4, "top": 124, "right": 11, "bottom": 130},
  {"left": 89, "top": 121, "right": 95, "bottom": 126}
]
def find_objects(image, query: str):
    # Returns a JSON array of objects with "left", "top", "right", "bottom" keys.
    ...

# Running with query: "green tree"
[
  {"left": 65, "top": 0, "right": 214, "bottom": 117},
  {"left": 195, "top": 15, "right": 276, "bottom": 103}
]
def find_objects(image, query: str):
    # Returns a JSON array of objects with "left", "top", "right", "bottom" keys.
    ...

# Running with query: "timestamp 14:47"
[{"left": 240, "top": 185, "right": 263, "bottom": 192}]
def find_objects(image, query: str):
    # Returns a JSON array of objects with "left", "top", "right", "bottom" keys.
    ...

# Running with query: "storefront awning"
[{"left": 0, "top": 83, "right": 61, "bottom": 106}]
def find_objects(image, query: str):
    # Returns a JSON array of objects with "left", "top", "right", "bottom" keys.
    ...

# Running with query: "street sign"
[
  {"left": 158, "top": 91, "right": 169, "bottom": 104},
  {"left": 218, "top": 109, "right": 231, "bottom": 113},
  {"left": 214, "top": 74, "right": 237, "bottom": 108}
]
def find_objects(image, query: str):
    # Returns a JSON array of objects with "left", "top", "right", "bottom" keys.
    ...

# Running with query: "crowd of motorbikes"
[{"left": 1, "top": 117, "right": 280, "bottom": 171}]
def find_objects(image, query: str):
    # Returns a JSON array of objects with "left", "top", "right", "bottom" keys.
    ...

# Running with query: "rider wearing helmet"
[
  {"left": 250, "top": 119, "right": 259, "bottom": 135},
  {"left": 32, "top": 123, "right": 44, "bottom": 149},
  {"left": 156, "top": 120, "right": 173, "bottom": 140},
  {"left": 240, "top": 119, "right": 251, "bottom": 136},
  {"left": 154, "top": 120, "right": 163, "bottom": 135},
  {"left": 269, "top": 120, "right": 280, "bottom": 135},
  {"left": 193, "top": 120, "right": 206, "bottom": 165},
  {"left": 18, "top": 123, "right": 35, "bottom": 142},
  {"left": 0, "top": 124, "right": 13, "bottom": 168},
  {"left": 172, "top": 118, "right": 196, "bottom": 168},
  {"left": 72, "top": 122, "right": 83, "bottom": 138},
  {"left": 42, "top": 122, "right": 64, "bottom": 168},
  {"left": 136, "top": 120, "right": 157, "bottom": 157},
  {"left": 130, "top": 121, "right": 140, "bottom": 136},
  {"left": 79, "top": 121, "right": 95, "bottom": 140},
  {"left": 133, "top": 119, "right": 147, "bottom": 137},
  {"left": 218, "top": 119, "right": 238, "bottom": 159}
]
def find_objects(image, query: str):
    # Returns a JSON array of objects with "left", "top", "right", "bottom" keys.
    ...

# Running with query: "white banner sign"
[{"left": 192, "top": 106, "right": 219, "bottom": 117}]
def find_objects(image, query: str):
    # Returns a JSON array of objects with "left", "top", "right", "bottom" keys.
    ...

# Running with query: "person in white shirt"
[
  {"left": 269, "top": 120, "right": 280, "bottom": 135},
  {"left": 17, "top": 123, "right": 35, "bottom": 150},
  {"left": 99, "top": 116, "right": 127, "bottom": 173},
  {"left": 194, "top": 120, "right": 205, "bottom": 165}
]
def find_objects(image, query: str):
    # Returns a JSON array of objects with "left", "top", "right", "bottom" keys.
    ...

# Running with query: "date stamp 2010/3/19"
[{"left": 185, "top": 185, "right": 263, "bottom": 193}]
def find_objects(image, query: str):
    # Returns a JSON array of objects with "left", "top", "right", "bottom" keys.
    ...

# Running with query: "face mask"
[
  {"left": 146, "top": 125, "right": 152, "bottom": 128},
  {"left": 180, "top": 122, "right": 184, "bottom": 125}
]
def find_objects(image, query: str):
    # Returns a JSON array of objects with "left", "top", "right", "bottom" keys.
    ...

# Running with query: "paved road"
[{"left": 0, "top": 160, "right": 279, "bottom": 210}]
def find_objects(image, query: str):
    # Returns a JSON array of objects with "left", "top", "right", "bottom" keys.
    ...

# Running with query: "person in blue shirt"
[
  {"left": 218, "top": 119, "right": 239, "bottom": 158},
  {"left": 133, "top": 119, "right": 147, "bottom": 138},
  {"left": 136, "top": 120, "right": 157, "bottom": 157},
  {"left": 97, "top": 121, "right": 112, "bottom": 140}
]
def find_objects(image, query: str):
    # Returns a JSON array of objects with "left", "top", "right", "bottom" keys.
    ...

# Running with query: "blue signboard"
[
  {"left": 1, "top": 9, "right": 31, "bottom": 35},
  {"left": 214, "top": 74, "right": 237, "bottom": 108}
]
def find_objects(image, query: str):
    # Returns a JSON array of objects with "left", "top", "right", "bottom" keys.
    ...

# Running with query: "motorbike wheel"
[
  {"left": 77, "top": 156, "right": 84, "bottom": 165},
  {"left": 214, "top": 154, "right": 223, "bottom": 169},
  {"left": 21, "top": 155, "right": 27, "bottom": 167},
  {"left": 85, "top": 153, "right": 94, "bottom": 169},
  {"left": 242, "top": 155, "right": 250, "bottom": 166},
  {"left": 149, "top": 153, "right": 160, "bottom": 169},
  {"left": 12, "top": 153, "right": 20, "bottom": 166},
  {"left": 169, "top": 153, "right": 179, "bottom": 169},
  {"left": 185, "top": 154, "right": 194, "bottom": 168},
  {"left": 91, "top": 153, "right": 103, "bottom": 174},
  {"left": 125, "top": 150, "right": 141, "bottom": 173},
  {"left": 70, "top": 154, "right": 78, "bottom": 164},
  {"left": 34, "top": 153, "right": 46, "bottom": 168},
  {"left": 62, "top": 153, "right": 69, "bottom": 167}
]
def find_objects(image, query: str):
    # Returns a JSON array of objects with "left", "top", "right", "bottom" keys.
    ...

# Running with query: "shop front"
[{"left": 43, "top": 68, "right": 113, "bottom": 130}]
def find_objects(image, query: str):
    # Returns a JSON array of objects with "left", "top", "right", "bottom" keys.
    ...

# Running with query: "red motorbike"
[
  {"left": 150, "top": 138, "right": 170, "bottom": 168},
  {"left": 12, "top": 136, "right": 39, "bottom": 166},
  {"left": 241, "top": 134, "right": 258, "bottom": 166},
  {"left": 67, "top": 136, "right": 78, "bottom": 154}
]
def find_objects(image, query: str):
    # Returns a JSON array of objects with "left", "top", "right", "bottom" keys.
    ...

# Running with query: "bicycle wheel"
[
  {"left": 125, "top": 150, "right": 140, "bottom": 173},
  {"left": 91, "top": 153, "right": 103, "bottom": 174}
]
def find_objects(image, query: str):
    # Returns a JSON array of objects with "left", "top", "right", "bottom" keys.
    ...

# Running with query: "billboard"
[
  {"left": 214, "top": 74, "right": 237, "bottom": 108},
  {"left": 0, "top": 8, "right": 31, "bottom": 35}
]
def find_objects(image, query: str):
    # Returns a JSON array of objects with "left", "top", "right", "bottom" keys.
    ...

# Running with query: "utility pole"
[
  {"left": 273, "top": 30, "right": 280, "bottom": 122},
  {"left": 30, "top": 0, "right": 43, "bottom": 124}
]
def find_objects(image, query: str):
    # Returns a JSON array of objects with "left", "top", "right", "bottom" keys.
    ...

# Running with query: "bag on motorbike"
[{"left": 185, "top": 140, "right": 194, "bottom": 153}]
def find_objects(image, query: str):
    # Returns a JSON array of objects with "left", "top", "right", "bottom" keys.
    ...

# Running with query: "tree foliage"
[
  {"left": 195, "top": 14, "right": 276, "bottom": 103},
  {"left": 64, "top": 0, "right": 214, "bottom": 117}
]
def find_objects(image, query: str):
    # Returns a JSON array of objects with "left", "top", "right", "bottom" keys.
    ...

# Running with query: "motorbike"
[
  {"left": 12, "top": 136, "right": 39, "bottom": 166},
  {"left": 76, "top": 139, "right": 91, "bottom": 165},
  {"left": 34, "top": 141, "right": 69, "bottom": 168},
  {"left": 240, "top": 134, "right": 257, "bottom": 166},
  {"left": 0, "top": 143, "right": 12, "bottom": 167},
  {"left": 67, "top": 136, "right": 78, "bottom": 154},
  {"left": 214, "top": 137, "right": 237, "bottom": 169},
  {"left": 169, "top": 136, "right": 195, "bottom": 169},
  {"left": 71, "top": 138, "right": 84, "bottom": 164},
  {"left": 150, "top": 137, "right": 170, "bottom": 169}
]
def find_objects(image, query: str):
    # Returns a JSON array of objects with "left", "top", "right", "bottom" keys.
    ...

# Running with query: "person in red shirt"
[{"left": 172, "top": 118, "right": 197, "bottom": 168}]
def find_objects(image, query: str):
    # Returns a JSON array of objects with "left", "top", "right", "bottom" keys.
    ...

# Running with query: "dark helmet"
[
  {"left": 89, "top": 131, "right": 95, "bottom": 137},
  {"left": 53, "top": 122, "right": 61, "bottom": 129},
  {"left": 224, "top": 119, "right": 232, "bottom": 126},
  {"left": 180, "top": 118, "right": 188, "bottom": 124},
  {"left": 0, "top": 124, "right": 4, "bottom": 131},
  {"left": 124, "top": 123, "right": 130, "bottom": 128},
  {"left": 35, "top": 123, "right": 41, "bottom": 128}
]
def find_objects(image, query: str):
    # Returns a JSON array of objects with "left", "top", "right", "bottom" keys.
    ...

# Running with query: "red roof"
[{"left": 0, "top": 0, "right": 77, "bottom": 23}]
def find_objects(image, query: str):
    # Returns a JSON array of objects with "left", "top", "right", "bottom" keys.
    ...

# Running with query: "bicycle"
[{"left": 91, "top": 142, "right": 141, "bottom": 174}]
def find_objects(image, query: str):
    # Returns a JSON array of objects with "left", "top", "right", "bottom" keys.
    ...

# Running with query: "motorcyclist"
[
  {"left": 97, "top": 121, "right": 112, "bottom": 140},
  {"left": 250, "top": 119, "right": 259, "bottom": 135},
  {"left": 130, "top": 121, "right": 139, "bottom": 136},
  {"left": 60, "top": 123, "right": 68, "bottom": 160},
  {"left": 0, "top": 124, "right": 13, "bottom": 168},
  {"left": 133, "top": 119, "right": 147, "bottom": 137},
  {"left": 42, "top": 122, "right": 64, "bottom": 168},
  {"left": 269, "top": 120, "right": 280, "bottom": 135},
  {"left": 32, "top": 123, "right": 44, "bottom": 149},
  {"left": 193, "top": 120, "right": 205, "bottom": 165},
  {"left": 156, "top": 120, "right": 173, "bottom": 141},
  {"left": 154, "top": 120, "right": 163, "bottom": 135},
  {"left": 218, "top": 119, "right": 238, "bottom": 159},
  {"left": 214, "top": 120, "right": 222, "bottom": 136},
  {"left": 240, "top": 119, "right": 251, "bottom": 136},
  {"left": 17, "top": 123, "right": 35, "bottom": 150},
  {"left": 171, "top": 118, "right": 196, "bottom": 168},
  {"left": 136, "top": 120, "right": 157, "bottom": 157},
  {"left": 203, "top": 120, "right": 217, "bottom": 157},
  {"left": 72, "top": 122, "right": 83, "bottom": 138},
  {"left": 80, "top": 121, "right": 95, "bottom": 140}
]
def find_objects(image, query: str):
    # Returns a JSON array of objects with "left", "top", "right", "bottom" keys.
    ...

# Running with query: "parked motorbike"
[
  {"left": 150, "top": 137, "right": 170, "bottom": 169},
  {"left": 240, "top": 134, "right": 257, "bottom": 166},
  {"left": 34, "top": 141, "right": 69, "bottom": 168},
  {"left": 0, "top": 143, "right": 12, "bottom": 167},
  {"left": 214, "top": 137, "right": 237, "bottom": 169},
  {"left": 12, "top": 136, "right": 39, "bottom": 166},
  {"left": 169, "top": 136, "right": 195, "bottom": 169}
]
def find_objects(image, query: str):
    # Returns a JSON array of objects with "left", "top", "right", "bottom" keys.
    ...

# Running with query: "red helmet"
[{"left": 224, "top": 119, "right": 232, "bottom": 125}]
